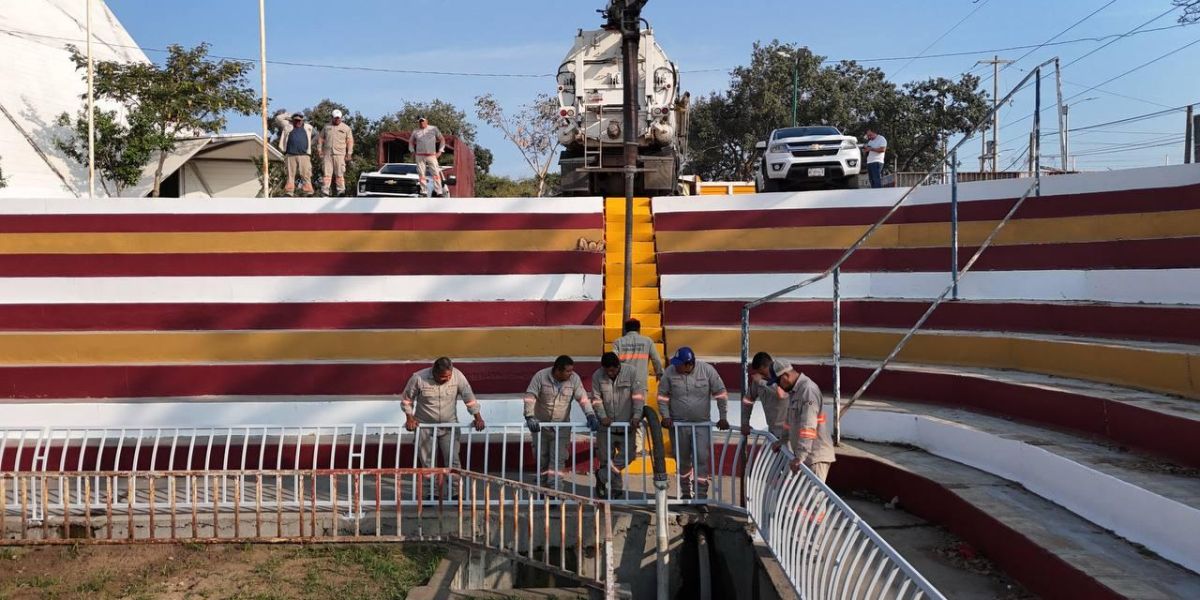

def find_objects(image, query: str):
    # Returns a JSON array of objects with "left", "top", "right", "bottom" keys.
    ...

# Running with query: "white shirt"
[{"left": 865, "top": 135, "right": 887, "bottom": 164}]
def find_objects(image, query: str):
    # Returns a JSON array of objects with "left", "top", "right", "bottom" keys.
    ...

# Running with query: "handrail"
[{"left": 740, "top": 57, "right": 1059, "bottom": 425}]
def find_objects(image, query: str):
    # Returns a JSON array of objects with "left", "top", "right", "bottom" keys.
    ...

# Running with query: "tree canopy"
[{"left": 686, "top": 41, "right": 989, "bottom": 181}]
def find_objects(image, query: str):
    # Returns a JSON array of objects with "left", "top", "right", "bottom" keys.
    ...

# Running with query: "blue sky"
[{"left": 105, "top": 0, "right": 1199, "bottom": 177}]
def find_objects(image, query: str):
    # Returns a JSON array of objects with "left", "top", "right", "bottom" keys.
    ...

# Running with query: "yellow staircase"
[{"left": 603, "top": 197, "right": 671, "bottom": 475}]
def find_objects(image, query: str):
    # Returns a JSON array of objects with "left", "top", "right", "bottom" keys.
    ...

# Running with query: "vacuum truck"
[{"left": 554, "top": 9, "right": 688, "bottom": 196}]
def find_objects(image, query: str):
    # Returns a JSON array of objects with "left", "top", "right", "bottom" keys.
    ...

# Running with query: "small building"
[{"left": 131, "top": 134, "right": 282, "bottom": 198}]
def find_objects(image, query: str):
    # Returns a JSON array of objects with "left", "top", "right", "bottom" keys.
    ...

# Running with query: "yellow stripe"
[
  {"left": 669, "top": 326, "right": 1200, "bottom": 400},
  {"left": 0, "top": 229, "right": 602, "bottom": 254},
  {"left": 656, "top": 209, "right": 1200, "bottom": 252},
  {"left": 0, "top": 328, "right": 600, "bottom": 365}
]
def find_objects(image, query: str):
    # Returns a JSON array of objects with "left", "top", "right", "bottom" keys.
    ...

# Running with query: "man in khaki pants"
[
  {"left": 318, "top": 109, "right": 354, "bottom": 196},
  {"left": 409, "top": 116, "right": 446, "bottom": 197},
  {"left": 273, "top": 111, "right": 315, "bottom": 196}
]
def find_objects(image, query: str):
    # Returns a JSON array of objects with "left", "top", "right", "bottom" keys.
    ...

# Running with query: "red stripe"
[
  {"left": 0, "top": 251, "right": 602, "bottom": 277},
  {"left": 0, "top": 301, "right": 603, "bottom": 331},
  {"left": 709, "top": 362, "right": 1200, "bottom": 469},
  {"left": 829, "top": 455, "right": 1124, "bottom": 600},
  {"left": 0, "top": 212, "right": 601, "bottom": 233},
  {"left": 654, "top": 182, "right": 1200, "bottom": 231},
  {"left": 0, "top": 361, "right": 600, "bottom": 399},
  {"left": 658, "top": 237, "right": 1200, "bottom": 274},
  {"left": 664, "top": 299, "right": 1200, "bottom": 344}
]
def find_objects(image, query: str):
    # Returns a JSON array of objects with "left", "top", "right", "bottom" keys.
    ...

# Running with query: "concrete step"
[
  {"left": 604, "top": 313, "right": 661, "bottom": 328},
  {"left": 604, "top": 297, "right": 659, "bottom": 314},
  {"left": 837, "top": 440, "right": 1200, "bottom": 599},
  {"left": 603, "top": 227, "right": 655, "bottom": 243},
  {"left": 444, "top": 588, "right": 592, "bottom": 599},
  {"left": 605, "top": 213, "right": 652, "bottom": 226},
  {"left": 672, "top": 325, "right": 1200, "bottom": 401}
]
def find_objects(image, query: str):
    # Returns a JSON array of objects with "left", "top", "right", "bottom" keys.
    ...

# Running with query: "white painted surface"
[
  {"left": 661, "top": 269, "right": 1200, "bottom": 305},
  {"left": 841, "top": 409, "right": 1200, "bottom": 576},
  {"left": 0, "top": 0, "right": 149, "bottom": 199},
  {"left": 0, "top": 196, "right": 605, "bottom": 214},
  {"left": 653, "top": 164, "right": 1200, "bottom": 213},
  {"left": 0, "top": 274, "right": 603, "bottom": 304}
]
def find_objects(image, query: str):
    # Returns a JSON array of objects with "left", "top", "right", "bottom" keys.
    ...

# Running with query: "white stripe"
[
  {"left": 0, "top": 197, "right": 604, "bottom": 215},
  {"left": 661, "top": 269, "right": 1200, "bottom": 305},
  {"left": 0, "top": 274, "right": 602, "bottom": 304},
  {"left": 653, "top": 164, "right": 1200, "bottom": 213}
]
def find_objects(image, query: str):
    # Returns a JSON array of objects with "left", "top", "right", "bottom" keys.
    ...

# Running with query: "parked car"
[
  {"left": 754, "top": 126, "right": 862, "bottom": 192},
  {"left": 357, "top": 163, "right": 456, "bottom": 197}
]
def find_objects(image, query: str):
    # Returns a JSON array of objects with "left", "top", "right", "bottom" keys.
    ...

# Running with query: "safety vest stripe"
[{"left": 618, "top": 353, "right": 649, "bottom": 360}]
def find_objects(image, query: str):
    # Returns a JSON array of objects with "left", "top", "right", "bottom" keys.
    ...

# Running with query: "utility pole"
[
  {"left": 1193, "top": 112, "right": 1200, "bottom": 165},
  {"left": 1063, "top": 103, "right": 1071, "bottom": 170},
  {"left": 258, "top": 0, "right": 270, "bottom": 198},
  {"left": 976, "top": 56, "right": 1013, "bottom": 173},
  {"left": 1186, "top": 105, "right": 1194, "bottom": 164}
]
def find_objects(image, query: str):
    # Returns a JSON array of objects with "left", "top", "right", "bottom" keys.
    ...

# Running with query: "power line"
[
  {"left": 890, "top": 0, "right": 992, "bottom": 77},
  {"left": 980, "top": 0, "right": 1118, "bottom": 85}
]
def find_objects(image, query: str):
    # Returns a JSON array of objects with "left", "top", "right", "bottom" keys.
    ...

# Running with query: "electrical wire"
[
  {"left": 890, "top": 0, "right": 992, "bottom": 77},
  {"left": 979, "top": 0, "right": 1118, "bottom": 85}
]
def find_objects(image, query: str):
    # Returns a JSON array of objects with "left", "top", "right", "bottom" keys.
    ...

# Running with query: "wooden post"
[
  {"left": 1186, "top": 105, "right": 1194, "bottom": 164},
  {"left": 258, "top": 0, "right": 270, "bottom": 198}
]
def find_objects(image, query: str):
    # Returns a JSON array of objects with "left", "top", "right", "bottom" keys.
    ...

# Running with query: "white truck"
[
  {"left": 754, "top": 126, "right": 863, "bottom": 192},
  {"left": 555, "top": 23, "right": 687, "bottom": 196}
]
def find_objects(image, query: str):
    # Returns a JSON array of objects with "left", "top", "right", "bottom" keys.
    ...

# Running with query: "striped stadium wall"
[
  {"left": 654, "top": 164, "right": 1200, "bottom": 456},
  {"left": 0, "top": 197, "right": 607, "bottom": 415}
]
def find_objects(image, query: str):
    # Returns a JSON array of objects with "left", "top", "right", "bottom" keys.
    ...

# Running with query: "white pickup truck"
[
  {"left": 357, "top": 163, "right": 455, "bottom": 198},
  {"left": 754, "top": 126, "right": 862, "bottom": 192}
]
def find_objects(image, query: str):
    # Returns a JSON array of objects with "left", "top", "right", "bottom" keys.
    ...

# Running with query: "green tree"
[
  {"left": 475, "top": 93, "right": 560, "bottom": 197},
  {"left": 55, "top": 108, "right": 154, "bottom": 196},
  {"left": 0, "top": 155, "right": 6, "bottom": 189},
  {"left": 686, "top": 41, "right": 987, "bottom": 180},
  {"left": 1176, "top": 0, "right": 1200, "bottom": 23},
  {"left": 476, "top": 172, "right": 561, "bottom": 198},
  {"left": 67, "top": 43, "right": 259, "bottom": 197}
]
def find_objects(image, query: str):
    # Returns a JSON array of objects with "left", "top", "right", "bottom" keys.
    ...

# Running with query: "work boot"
[{"left": 594, "top": 471, "right": 608, "bottom": 499}]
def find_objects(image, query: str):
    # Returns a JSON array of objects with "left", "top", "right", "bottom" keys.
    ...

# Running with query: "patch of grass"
[
  {"left": 75, "top": 568, "right": 113, "bottom": 593},
  {"left": 17, "top": 574, "right": 61, "bottom": 589},
  {"left": 0, "top": 548, "right": 21, "bottom": 561}
]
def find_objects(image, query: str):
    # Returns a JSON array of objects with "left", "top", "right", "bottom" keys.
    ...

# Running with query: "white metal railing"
[
  {"left": 3, "top": 422, "right": 941, "bottom": 598},
  {"left": 742, "top": 431, "right": 944, "bottom": 600}
]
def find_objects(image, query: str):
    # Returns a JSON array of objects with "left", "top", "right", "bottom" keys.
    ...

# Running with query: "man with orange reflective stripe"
[
  {"left": 590, "top": 352, "right": 646, "bottom": 498},
  {"left": 770, "top": 360, "right": 836, "bottom": 482},
  {"left": 402, "top": 357, "right": 486, "bottom": 498},
  {"left": 658, "top": 347, "right": 729, "bottom": 499},
  {"left": 740, "top": 351, "right": 788, "bottom": 438},
  {"left": 612, "top": 318, "right": 664, "bottom": 390},
  {"left": 524, "top": 355, "right": 600, "bottom": 489}
]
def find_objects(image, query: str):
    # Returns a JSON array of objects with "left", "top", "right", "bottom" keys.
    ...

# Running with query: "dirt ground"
[{"left": 0, "top": 543, "right": 444, "bottom": 600}]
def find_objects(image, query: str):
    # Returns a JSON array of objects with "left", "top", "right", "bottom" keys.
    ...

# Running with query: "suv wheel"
[
  {"left": 761, "top": 166, "right": 781, "bottom": 193},
  {"left": 841, "top": 175, "right": 860, "bottom": 189}
]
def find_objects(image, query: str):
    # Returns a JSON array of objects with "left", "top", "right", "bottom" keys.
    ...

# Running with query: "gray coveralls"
[
  {"left": 612, "top": 331, "right": 664, "bottom": 390},
  {"left": 741, "top": 377, "right": 788, "bottom": 439},
  {"left": 590, "top": 364, "right": 646, "bottom": 494},
  {"left": 524, "top": 367, "right": 595, "bottom": 487},
  {"left": 657, "top": 360, "right": 728, "bottom": 498},
  {"left": 402, "top": 367, "right": 480, "bottom": 469},
  {"left": 779, "top": 373, "right": 836, "bottom": 482}
]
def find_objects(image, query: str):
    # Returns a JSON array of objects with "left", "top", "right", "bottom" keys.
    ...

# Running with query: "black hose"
[{"left": 641, "top": 406, "right": 669, "bottom": 483}]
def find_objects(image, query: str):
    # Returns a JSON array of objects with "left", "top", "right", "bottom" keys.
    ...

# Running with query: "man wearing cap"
[
  {"left": 402, "top": 357, "right": 486, "bottom": 498},
  {"left": 524, "top": 355, "right": 600, "bottom": 489},
  {"left": 273, "top": 109, "right": 315, "bottom": 196},
  {"left": 409, "top": 116, "right": 447, "bottom": 197},
  {"left": 317, "top": 109, "right": 354, "bottom": 196},
  {"left": 770, "top": 360, "right": 836, "bottom": 482},
  {"left": 590, "top": 352, "right": 646, "bottom": 498},
  {"left": 740, "top": 351, "right": 788, "bottom": 438},
  {"left": 612, "top": 318, "right": 664, "bottom": 391},
  {"left": 657, "top": 347, "right": 729, "bottom": 499}
]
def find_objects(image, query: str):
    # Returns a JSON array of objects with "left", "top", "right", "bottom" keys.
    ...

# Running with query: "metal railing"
[
  {"left": 2, "top": 420, "right": 942, "bottom": 598},
  {"left": 741, "top": 431, "right": 943, "bottom": 600},
  {"left": 739, "top": 57, "right": 1060, "bottom": 438}
]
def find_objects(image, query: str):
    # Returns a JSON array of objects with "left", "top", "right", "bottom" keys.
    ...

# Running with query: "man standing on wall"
[
  {"left": 409, "top": 116, "right": 447, "bottom": 197},
  {"left": 318, "top": 109, "right": 354, "bottom": 197},
  {"left": 524, "top": 355, "right": 600, "bottom": 489},
  {"left": 273, "top": 110, "right": 315, "bottom": 197},
  {"left": 402, "top": 357, "right": 486, "bottom": 499},
  {"left": 590, "top": 352, "right": 646, "bottom": 498},
  {"left": 658, "top": 347, "right": 729, "bottom": 500},
  {"left": 770, "top": 359, "right": 836, "bottom": 482},
  {"left": 863, "top": 127, "right": 888, "bottom": 189}
]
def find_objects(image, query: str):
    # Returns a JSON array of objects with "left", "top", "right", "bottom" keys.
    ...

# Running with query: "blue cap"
[{"left": 669, "top": 346, "right": 695, "bottom": 366}]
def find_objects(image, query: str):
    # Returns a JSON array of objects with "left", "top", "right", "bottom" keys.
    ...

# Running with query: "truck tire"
[
  {"left": 762, "top": 175, "right": 781, "bottom": 193},
  {"left": 841, "top": 174, "right": 860, "bottom": 189}
]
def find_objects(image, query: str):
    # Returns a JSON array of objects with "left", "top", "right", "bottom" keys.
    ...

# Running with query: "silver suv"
[{"left": 754, "top": 126, "right": 862, "bottom": 192}]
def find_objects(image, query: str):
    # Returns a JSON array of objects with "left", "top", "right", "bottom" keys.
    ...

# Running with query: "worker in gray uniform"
[
  {"left": 657, "top": 347, "right": 729, "bottom": 500},
  {"left": 524, "top": 355, "right": 600, "bottom": 489},
  {"left": 740, "top": 351, "right": 788, "bottom": 438},
  {"left": 770, "top": 359, "right": 836, "bottom": 482},
  {"left": 612, "top": 318, "right": 664, "bottom": 390},
  {"left": 409, "top": 116, "right": 447, "bottom": 197},
  {"left": 402, "top": 357, "right": 486, "bottom": 498},
  {"left": 318, "top": 109, "right": 354, "bottom": 196},
  {"left": 590, "top": 352, "right": 646, "bottom": 498}
]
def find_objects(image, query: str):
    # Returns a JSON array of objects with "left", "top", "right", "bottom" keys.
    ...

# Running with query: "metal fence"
[{"left": 741, "top": 431, "right": 943, "bottom": 600}]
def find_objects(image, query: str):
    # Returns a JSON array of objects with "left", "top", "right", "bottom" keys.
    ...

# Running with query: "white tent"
[{"left": 0, "top": 0, "right": 276, "bottom": 198}]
